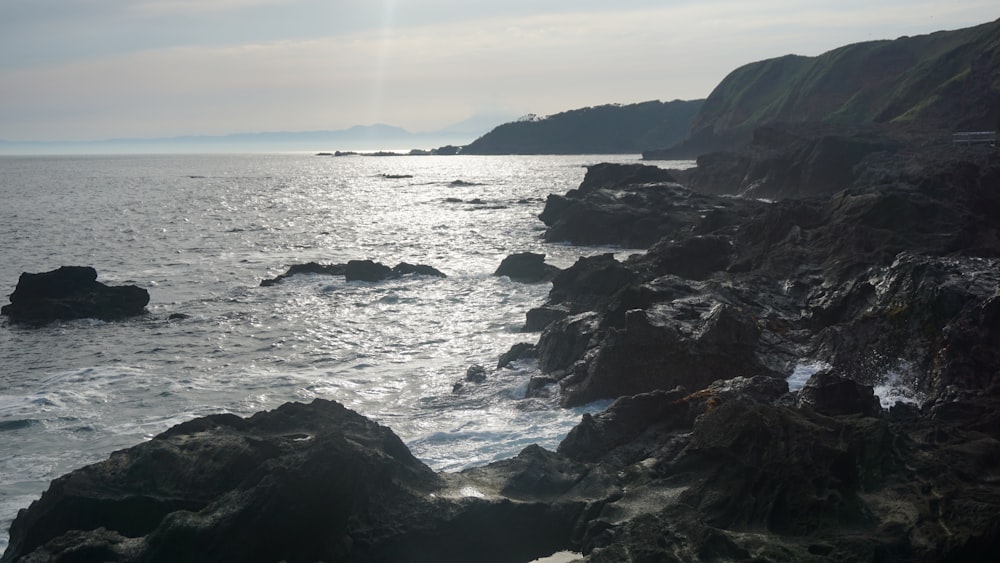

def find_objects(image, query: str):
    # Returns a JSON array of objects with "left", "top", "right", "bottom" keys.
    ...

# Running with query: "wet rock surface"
[
  {"left": 528, "top": 145, "right": 1000, "bottom": 407},
  {"left": 1, "top": 266, "right": 149, "bottom": 325}
]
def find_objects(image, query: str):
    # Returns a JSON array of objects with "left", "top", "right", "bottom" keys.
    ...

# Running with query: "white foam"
[
  {"left": 786, "top": 360, "right": 831, "bottom": 391},
  {"left": 873, "top": 366, "right": 923, "bottom": 409}
]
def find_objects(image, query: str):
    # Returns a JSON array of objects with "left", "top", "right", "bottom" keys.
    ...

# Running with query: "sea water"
[{"left": 0, "top": 153, "right": 669, "bottom": 552}]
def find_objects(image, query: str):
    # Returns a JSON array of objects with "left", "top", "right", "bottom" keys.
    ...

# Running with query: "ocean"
[{"left": 0, "top": 153, "right": 677, "bottom": 552}]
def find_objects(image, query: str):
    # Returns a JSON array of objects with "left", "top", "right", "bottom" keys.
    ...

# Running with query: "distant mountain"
[
  {"left": 0, "top": 117, "right": 514, "bottom": 155},
  {"left": 460, "top": 100, "right": 704, "bottom": 155},
  {"left": 660, "top": 18, "right": 1000, "bottom": 156}
]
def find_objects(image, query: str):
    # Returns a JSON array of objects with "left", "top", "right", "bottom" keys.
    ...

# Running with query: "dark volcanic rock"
[
  {"left": 497, "top": 342, "right": 538, "bottom": 369},
  {"left": 560, "top": 304, "right": 782, "bottom": 407},
  {"left": 1, "top": 266, "right": 149, "bottom": 325},
  {"left": 261, "top": 260, "right": 445, "bottom": 286},
  {"left": 344, "top": 259, "right": 394, "bottom": 282},
  {"left": 798, "top": 369, "right": 883, "bottom": 417},
  {"left": 14, "top": 132, "right": 1000, "bottom": 563},
  {"left": 2, "top": 399, "right": 620, "bottom": 563},
  {"left": 12, "top": 385, "right": 1000, "bottom": 562},
  {"left": 390, "top": 262, "right": 447, "bottom": 278},
  {"left": 576, "top": 163, "right": 677, "bottom": 193},
  {"left": 259, "top": 262, "right": 347, "bottom": 286},
  {"left": 493, "top": 252, "right": 561, "bottom": 283},
  {"left": 558, "top": 379, "right": 1000, "bottom": 561},
  {"left": 670, "top": 125, "right": 899, "bottom": 199},
  {"left": 521, "top": 146, "right": 1000, "bottom": 407},
  {"left": 548, "top": 254, "right": 637, "bottom": 310},
  {"left": 539, "top": 163, "right": 769, "bottom": 247}
]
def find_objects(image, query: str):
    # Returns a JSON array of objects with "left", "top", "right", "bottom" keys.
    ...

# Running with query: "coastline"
[{"left": 6, "top": 133, "right": 1000, "bottom": 560}]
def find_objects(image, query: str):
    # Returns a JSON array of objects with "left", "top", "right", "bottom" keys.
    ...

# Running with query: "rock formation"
[
  {"left": 7, "top": 370, "right": 1000, "bottom": 562},
  {"left": 260, "top": 260, "right": 446, "bottom": 286},
  {"left": 1, "top": 399, "right": 621, "bottom": 563},
  {"left": 526, "top": 144, "right": 1000, "bottom": 407},
  {"left": 1, "top": 266, "right": 149, "bottom": 325},
  {"left": 7, "top": 124, "right": 1000, "bottom": 562},
  {"left": 493, "top": 252, "right": 561, "bottom": 283}
]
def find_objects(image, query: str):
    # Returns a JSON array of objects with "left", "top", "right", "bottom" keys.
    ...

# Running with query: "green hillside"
[
  {"left": 460, "top": 99, "right": 703, "bottom": 154},
  {"left": 682, "top": 18, "right": 1000, "bottom": 152}
]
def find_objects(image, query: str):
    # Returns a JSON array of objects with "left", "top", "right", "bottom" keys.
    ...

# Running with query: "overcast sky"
[{"left": 1, "top": 1, "right": 996, "bottom": 141}]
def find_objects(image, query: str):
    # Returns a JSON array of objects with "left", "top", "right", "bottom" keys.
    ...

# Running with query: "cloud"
[
  {"left": 1, "top": 1, "right": 997, "bottom": 140},
  {"left": 129, "top": 0, "right": 297, "bottom": 15}
]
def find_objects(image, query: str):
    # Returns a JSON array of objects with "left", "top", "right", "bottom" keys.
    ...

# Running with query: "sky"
[{"left": 0, "top": 0, "right": 997, "bottom": 142}]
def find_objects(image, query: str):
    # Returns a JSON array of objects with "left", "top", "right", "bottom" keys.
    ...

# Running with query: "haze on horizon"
[{"left": 1, "top": 0, "right": 996, "bottom": 144}]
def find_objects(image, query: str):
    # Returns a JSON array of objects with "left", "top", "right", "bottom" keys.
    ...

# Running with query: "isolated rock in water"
[
  {"left": 391, "top": 262, "right": 447, "bottom": 278},
  {"left": 259, "top": 262, "right": 347, "bottom": 286},
  {"left": 344, "top": 259, "right": 394, "bottom": 282},
  {"left": 465, "top": 364, "right": 488, "bottom": 383},
  {"left": 261, "top": 260, "right": 445, "bottom": 286},
  {"left": 494, "top": 252, "right": 561, "bottom": 283},
  {"left": 347, "top": 260, "right": 446, "bottom": 282},
  {"left": 1, "top": 266, "right": 149, "bottom": 325}
]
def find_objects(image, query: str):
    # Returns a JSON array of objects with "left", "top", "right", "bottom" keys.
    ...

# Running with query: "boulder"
[
  {"left": 391, "top": 262, "right": 447, "bottom": 278},
  {"left": 493, "top": 252, "right": 560, "bottom": 283},
  {"left": 560, "top": 303, "right": 781, "bottom": 408},
  {"left": 1, "top": 266, "right": 149, "bottom": 325},
  {"left": 497, "top": 342, "right": 538, "bottom": 369},
  {"left": 2, "top": 399, "right": 620, "bottom": 563}
]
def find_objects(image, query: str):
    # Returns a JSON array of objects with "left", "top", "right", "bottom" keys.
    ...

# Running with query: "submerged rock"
[{"left": 1, "top": 266, "right": 149, "bottom": 325}]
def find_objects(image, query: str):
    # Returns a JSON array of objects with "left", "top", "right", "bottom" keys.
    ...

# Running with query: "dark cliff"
[
  {"left": 651, "top": 18, "right": 1000, "bottom": 157},
  {"left": 461, "top": 99, "right": 703, "bottom": 154}
]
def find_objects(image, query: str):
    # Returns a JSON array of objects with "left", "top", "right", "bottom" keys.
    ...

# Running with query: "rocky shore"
[{"left": 5, "top": 132, "right": 1000, "bottom": 562}]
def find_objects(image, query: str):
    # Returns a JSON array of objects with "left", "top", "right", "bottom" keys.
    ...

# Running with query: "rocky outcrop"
[
  {"left": 527, "top": 143, "right": 1000, "bottom": 408},
  {"left": 261, "top": 260, "right": 446, "bottom": 286},
  {"left": 566, "top": 382, "right": 1000, "bottom": 561},
  {"left": 666, "top": 124, "right": 902, "bottom": 199},
  {"left": 8, "top": 133, "right": 1000, "bottom": 562},
  {"left": 538, "top": 163, "right": 767, "bottom": 247},
  {"left": 1, "top": 399, "right": 620, "bottom": 563},
  {"left": 1, "top": 266, "right": 149, "bottom": 325},
  {"left": 9, "top": 373, "right": 1000, "bottom": 562},
  {"left": 493, "top": 252, "right": 561, "bottom": 283}
]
